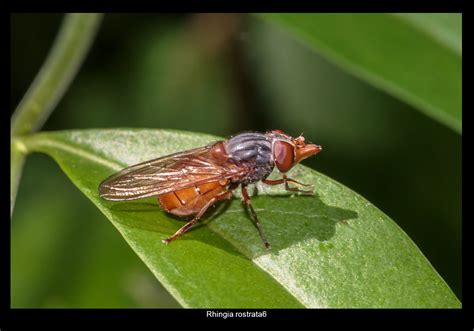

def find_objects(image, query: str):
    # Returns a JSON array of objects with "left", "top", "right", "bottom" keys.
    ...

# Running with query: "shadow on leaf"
[
  {"left": 206, "top": 192, "right": 358, "bottom": 258},
  {"left": 106, "top": 192, "right": 358, "bottom": 259}
]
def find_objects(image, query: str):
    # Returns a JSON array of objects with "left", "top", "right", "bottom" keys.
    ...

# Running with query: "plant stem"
[
  {"left": 11, "top": 13, "right": 103, "bottom": 136},
  {"left": 10, "top": 13, "right": 103, "bottom": 216},
  {"left": 11, "top": 139, "right": 27, "bottom": 216}
]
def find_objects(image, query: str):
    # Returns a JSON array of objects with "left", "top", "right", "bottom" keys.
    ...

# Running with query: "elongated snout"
[{"left": 295, "top": 144, "right": 322, "bottom": 163}]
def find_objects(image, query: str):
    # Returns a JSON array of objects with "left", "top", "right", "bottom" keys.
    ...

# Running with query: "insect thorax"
[{"left": 224, "top": 132, "right": 275, "bottom": 184}]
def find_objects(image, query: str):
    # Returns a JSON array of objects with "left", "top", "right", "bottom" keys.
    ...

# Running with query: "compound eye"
[{"left": 274, "top": 141, "right": 295, "bottom": 173}]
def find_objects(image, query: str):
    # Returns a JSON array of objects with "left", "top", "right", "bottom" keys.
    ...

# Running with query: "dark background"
[{"left": 11, "top": 13, "right": 461, "bottom": 307}]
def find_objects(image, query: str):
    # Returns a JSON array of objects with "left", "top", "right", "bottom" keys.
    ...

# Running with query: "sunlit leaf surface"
[{"left": 22, "top": 129, "right": 461, "bottom": 308}]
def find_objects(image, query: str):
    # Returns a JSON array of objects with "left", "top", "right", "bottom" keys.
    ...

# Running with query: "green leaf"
[
  {"left": 259, "top": 13, "right": 462, "bottom": 133},
  {"left": 21, "top": 129, "right": 461, "bottom": 308}
]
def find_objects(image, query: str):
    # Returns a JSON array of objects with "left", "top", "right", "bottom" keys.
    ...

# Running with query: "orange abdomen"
[{"left": 158, "top": 181, "right": 228, "bottom": 216}]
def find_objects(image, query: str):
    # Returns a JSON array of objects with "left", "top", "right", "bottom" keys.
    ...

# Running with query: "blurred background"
[{"left": 11, "top": 13, "right": 461, "bottom": 307}]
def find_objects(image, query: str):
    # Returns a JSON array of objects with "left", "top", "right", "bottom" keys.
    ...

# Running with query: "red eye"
[{"left": 274, "top": 141, "right": 295, "bottom": 173}]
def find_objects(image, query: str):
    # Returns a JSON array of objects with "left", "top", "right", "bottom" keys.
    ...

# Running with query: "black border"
[
  {"left": 3, "top": 308, "right": 470, "bottom": 329},
  {"left": 6, "top": 3, "right": 468, "bottom": 329},
  {"left": 8, "top": 0, "right": 465, "bottom": 14}
]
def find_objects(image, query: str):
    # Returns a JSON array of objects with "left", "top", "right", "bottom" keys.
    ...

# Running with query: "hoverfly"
[{"left": 99, "top": 130, "right": 322, "bottom": 250}]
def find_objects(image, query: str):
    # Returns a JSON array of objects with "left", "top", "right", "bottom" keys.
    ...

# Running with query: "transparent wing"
[{"left": 99, "top": 145, "right": 244, "bottom": 201}]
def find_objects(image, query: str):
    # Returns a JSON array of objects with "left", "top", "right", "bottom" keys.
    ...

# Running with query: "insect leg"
[
  {"left": 263, "top": 175, "right": 313, "bottom": 194},
  {"left": 162, "top": 190, "right": 232, "bottom": 245},
  {"left": 241, "top": 185, "right": 271, "bottom": 250}
]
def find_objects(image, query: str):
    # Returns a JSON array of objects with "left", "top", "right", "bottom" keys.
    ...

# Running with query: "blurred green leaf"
[
  {"left": 21, "top": 129, "right": 460, "bottom": 308},
  {"left": 394, "top": 14, "right": 462, "bottom": 55},
  {"left": 259, "top": 13, "right": 462, "bottom": 133}
]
